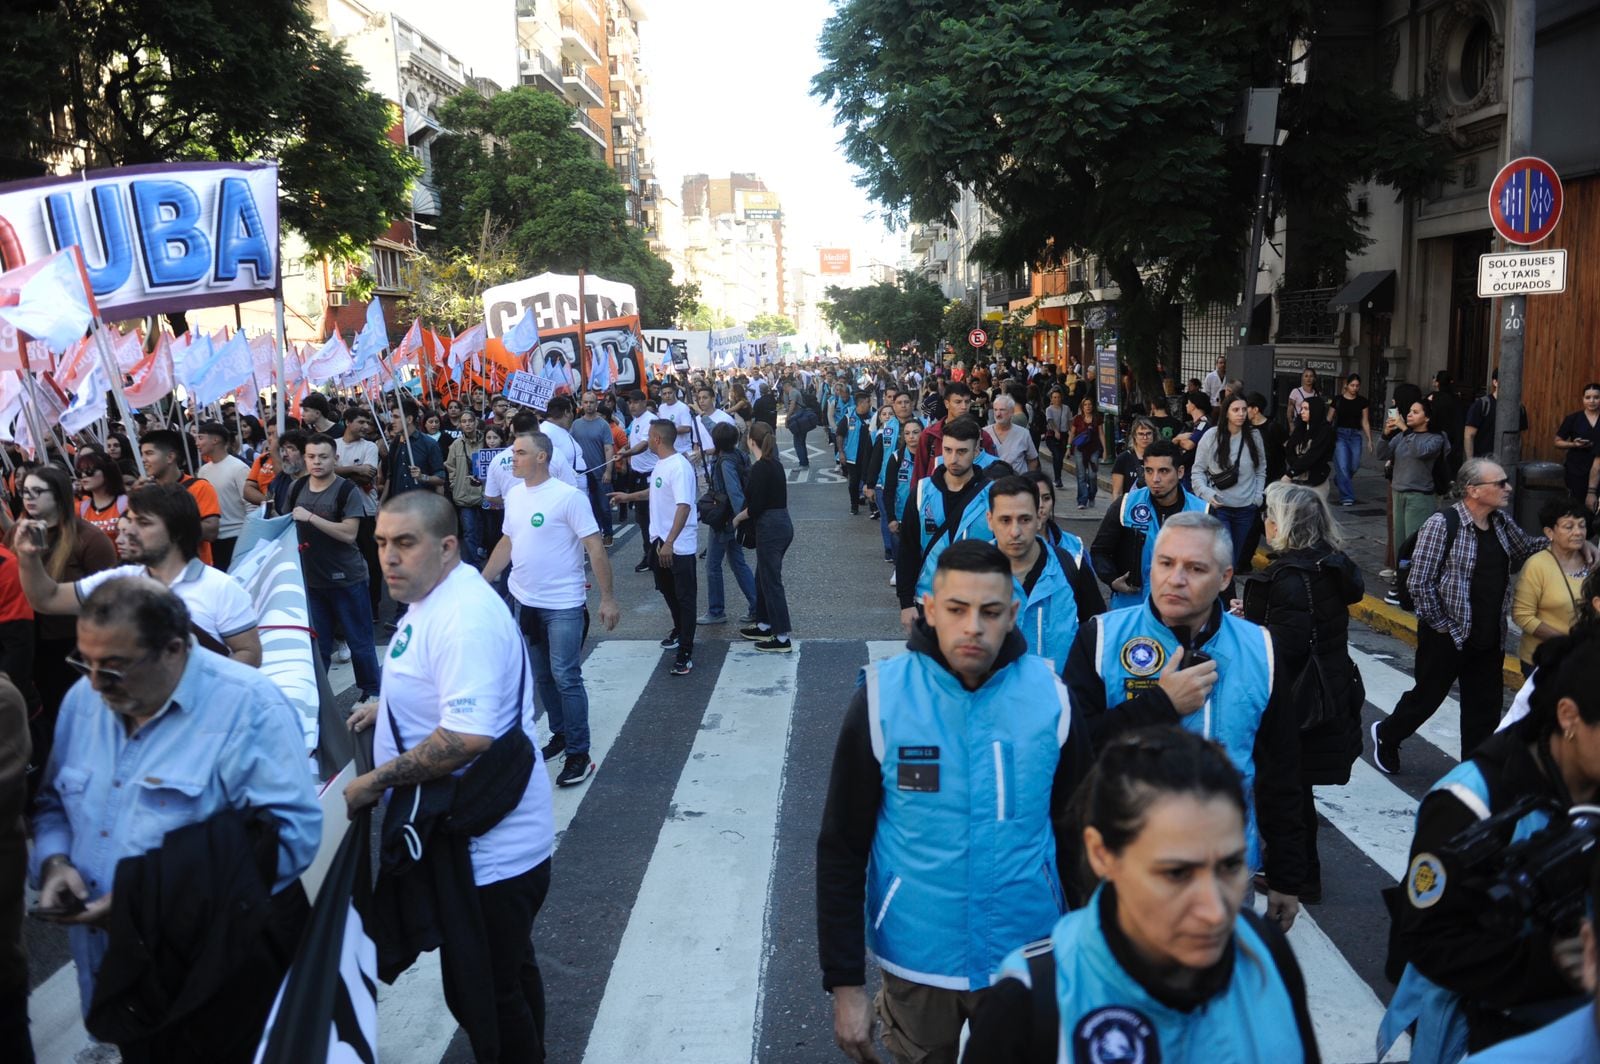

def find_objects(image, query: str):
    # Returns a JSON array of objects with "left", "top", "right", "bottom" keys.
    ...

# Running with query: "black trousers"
[
  {"left": 1383, "top": 621, "right": 1506, "bottom": 759},
  {"left": 1300, "top": 785, "right": 1321, "bottom": 889},
  {"left": 355, "top": 516, "right": 381, "bottom": 616},
  {"left": 442, "top": 859, "right": 552, "bottom": 1063},
  {"left": 753, "top": 510, "right": 794, "bottom": 636},
  {"left": 651, "top": 543, "right": 697, "bottom": 660},
  {"left": 844, "top": 462, "right": 863, "bottom": 511}
]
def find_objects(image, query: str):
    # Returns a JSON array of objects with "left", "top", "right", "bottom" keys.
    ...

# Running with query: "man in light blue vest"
[
  {"left": 986, "top": 476, "right": 1103, "bottom": 672},
  {"left": 894, "top": 417, "right": 995, "bottom": 634},
  {"left": 1066, "top": 511, "right": 1307, "bottom": 932},
  {"left": 1089, "top": 440, "right": 1208, "bottom": 609},
  {"left": 818, "top": 540, "right": 1093, "bottom": 1064},
  {"left": 838, "top": 391, "right": 875, "bottom": 515}
]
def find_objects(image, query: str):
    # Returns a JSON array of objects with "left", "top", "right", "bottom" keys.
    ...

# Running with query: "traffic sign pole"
[{"left": 1495, "top": 0, "right": 1538, "bottom": 472}]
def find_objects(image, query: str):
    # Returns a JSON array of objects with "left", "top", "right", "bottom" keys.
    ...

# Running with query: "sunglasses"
[
  {"left": 65, "top": 646, "right": 162, "bottom": 685},
  {"left": 1470, "top": 478, "right": 1511, "bottom": 489}
]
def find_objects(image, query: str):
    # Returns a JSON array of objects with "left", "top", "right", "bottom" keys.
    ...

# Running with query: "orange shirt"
[
  {"left": 248, "top": 452, "right": 276, "bottom": 496},
  {"left": 180, "top": 475, "right": 221, "bottom": 566},
  {"left": 0, "top": 545, "right": 33, "bottom": 625},
  {"left": 79, "top": 496, "right": 128, "bottom": 558}
]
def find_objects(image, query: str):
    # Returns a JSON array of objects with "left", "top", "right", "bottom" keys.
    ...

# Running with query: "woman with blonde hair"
[{"left": 1240, "top": 481, "right": 1364, "bottom": 904}]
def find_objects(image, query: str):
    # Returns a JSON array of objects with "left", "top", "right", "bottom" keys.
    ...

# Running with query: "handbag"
[
  {"left": 1207, "top": 435, "right": 1241, "bottom": 490},
  {"left": 1287, "top": 571, "right": 1342, "bottom": 732},
  {"left": 696, "top": 450, "right": 733, "bottom": 530}
]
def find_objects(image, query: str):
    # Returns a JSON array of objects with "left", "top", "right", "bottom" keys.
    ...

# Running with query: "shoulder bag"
[
  {"left": 696, "top": 449, "right": 733, "bottom": 530},
  {"left": 1208, "top": 433, "right": 1242, "bottom": 490},
  {"left": 1286, "top": 570, "right": 1340, "bottom": 731}
]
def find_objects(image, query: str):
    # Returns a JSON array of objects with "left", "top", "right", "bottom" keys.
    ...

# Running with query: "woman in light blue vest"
[{"left": 962, "top": 727, "right": 1319, "bottom": 1063}]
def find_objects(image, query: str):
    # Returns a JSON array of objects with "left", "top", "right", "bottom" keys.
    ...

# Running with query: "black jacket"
[
  {"left": 815, "top": 623, "right": 1094, "bottom": 990},
  {"left": 1063, "top": 602, "right": 1309, "bottom": 895},
  {"left": 894, "top": 466, "right": 989, "bottom": 609},
  {"left": 1241, "top": 547, "right": 1365, "bottom": 785},
  {"left": 87, "top": 808, "right": 309, "bottom": 1061},
  {"left": 1285, "top": 398, "right": 1335, "bottom": 486}
]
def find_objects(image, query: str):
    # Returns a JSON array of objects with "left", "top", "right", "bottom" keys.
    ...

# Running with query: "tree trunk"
[{"left": 1108, "top": 259, "right": 1167, "bottom": 413}]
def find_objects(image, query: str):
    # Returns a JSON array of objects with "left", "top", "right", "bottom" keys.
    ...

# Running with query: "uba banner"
[{"left": 0, "top": 161, "right": 279, "bottom": 319}]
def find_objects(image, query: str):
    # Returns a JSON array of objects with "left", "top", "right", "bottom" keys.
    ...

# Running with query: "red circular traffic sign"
[
  {"left": 968, "top": 328, "right": 988, "bottom": 348},
  {"left": 1488, "top": 156, "right": 1563, "bottom": 245}
]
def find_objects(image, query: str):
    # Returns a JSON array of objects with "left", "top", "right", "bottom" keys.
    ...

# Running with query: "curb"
[{"left": 1250, "top": 549, "right": 1523, "bottom": 692}]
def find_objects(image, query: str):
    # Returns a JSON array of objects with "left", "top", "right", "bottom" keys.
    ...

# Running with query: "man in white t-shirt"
[
  {"left": 484, "top": 430, "right": 619, "bottom": 787},
  {"left": 346, "top": 491, "right": 554, "bottom": 1060},
  {"left": 689, "top": 384, "right": 737, "bottom": 456},
  {"left": 537, "top": 395, "right": 588, "bottom": 490},
  {"left": 653, "top": 381, "right": 695, "bottom": 454},
  {"left": 196, "top": 421, "right": 251, "bottom": 571},
  {"left": 618, "top": 391, "right": 659, "bottom": 573},
  {"left": 610, "top": 419, "right": 697, "bottom": 675},
  {"left": 15, "top": 482, "right": 261, "bottom": 664}
]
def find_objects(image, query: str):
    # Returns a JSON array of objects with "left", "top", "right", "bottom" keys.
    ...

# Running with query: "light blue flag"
[
  {"left": 0, "top": 250, "right": 95, "bottom": 353},
  {"left": 352, "top": 297, "right": 388, "bottom": 363},
  {"left": 504, "top": 309, "right": 540, "bottom": 357}
]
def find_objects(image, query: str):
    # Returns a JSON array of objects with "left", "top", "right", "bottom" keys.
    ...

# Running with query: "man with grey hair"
[
  {"left": 31, "top": 577, "right": 320, "bottom": 1057},
  {"left": 483, "top": 430, "right": 619, "bottom": 787},
  {"left": 1374, "top": 457, "right": 1594, "bottom": 768},
  {"left": 982, "top": 394, "right": 1040, "bottom": 474},
  {"left": 1065, "top": 511, "right": 1307, "bottom": 931}
]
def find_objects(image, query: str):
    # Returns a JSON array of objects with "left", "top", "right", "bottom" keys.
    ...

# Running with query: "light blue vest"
[
  {"left": 996, "top": 888, "right": 1307, "bottom": 1063},
  {"left": 1377, "top": 761, "right": 1553, "bottom": 1064},
  {"left": 1014, "top": 534, "right": 1088, "bottom": 672},
  {"left": 841, "top": 407, "right": 869, "bottom": 463},
  {"left": 1109, "top": 486, "right": 1209, "bottom": 609},
  {"left": 892, "top": 447, "right": 915, "bottom": 521},
  {"left": 863, "top": 650, "right": 1072, "bottom": 990},
  {"left": 913, "top": 474, "right": 996, "bottom": 599},
  {"left": 1094, "top": 603, "right": 1273, "bottom": 869}
]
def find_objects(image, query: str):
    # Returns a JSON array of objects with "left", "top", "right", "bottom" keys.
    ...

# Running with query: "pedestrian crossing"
[{"left": 26, "top": 631, "right": 1472, "bottom": 1063}]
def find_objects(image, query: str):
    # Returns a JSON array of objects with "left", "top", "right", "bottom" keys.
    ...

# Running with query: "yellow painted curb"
[{"left": 1249, "top": 550, "right": 1522, "bottom": 692}]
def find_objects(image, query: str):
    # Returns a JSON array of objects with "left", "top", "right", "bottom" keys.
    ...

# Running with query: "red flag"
[{"left": 125, "top": 335, "right": 176, "bottom": 407}]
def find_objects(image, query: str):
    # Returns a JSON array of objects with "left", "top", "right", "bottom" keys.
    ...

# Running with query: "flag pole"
[
  {"left": 273, "top": 298, "right": 289, "bottom": 434},
  {"left": 89, "top": 321, "right": 147, "bottom": 477},
  {"left": 387, "top": 352, "right": 416, "bottom": 469}
]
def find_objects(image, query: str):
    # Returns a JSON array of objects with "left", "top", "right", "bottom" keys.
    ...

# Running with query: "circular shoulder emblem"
[
  {"left": 388, "top": 623, "right": 413, "bottom": 660},
  {"left": 1129, "top": 503, "right": 1153, "bottom": 526},
  {"left": 1120, "top": 636, "right": 1165, "bottom": 677},
  {"left": 653, "top": 475, "right": 663, "bottom": 488},
  {"left": 1073, "top": 1006, "right": 1159, "bottom": 1064},
  {"left": 1406, "top": 852, "right": 1447, "bottom": 909},
  {"left": 530, "top": 512, "right": 545, "bottom": 527}
]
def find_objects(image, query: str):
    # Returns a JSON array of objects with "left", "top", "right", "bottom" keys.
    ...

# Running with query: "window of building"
[
  {"left": 370, "top": 246, "right": 407, "bottom": 292},
  {"left": 1459, "top": 20, "right": 1492, "bottom": 100}
]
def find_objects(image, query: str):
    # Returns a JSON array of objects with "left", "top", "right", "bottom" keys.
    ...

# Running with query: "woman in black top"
[
  {"left": 733, "top": 421, "right": 793, "bottom": 652},
  {"left": 1285, "top": 396, "right": 1335, "bottom": 498},
  {"left": 1108, "top": 416, "right": 1156, "bottom": 499}
]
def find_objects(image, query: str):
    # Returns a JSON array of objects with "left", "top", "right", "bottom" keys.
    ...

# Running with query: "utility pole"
[
  {"left": 1234, "top": 89, "right": 1280, "bottom": 345},
  {"left": 1495, "top": 0, "right": 1536, "bottom": 470}
]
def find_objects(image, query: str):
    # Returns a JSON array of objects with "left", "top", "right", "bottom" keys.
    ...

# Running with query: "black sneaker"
[
  {"left": 556, "top": 753, "right": 594, "bottom": 787},
  {"left": 1371, "top": 720, "right": 1401, "bottom": 775},
  {"left": 739, "top": 624, "right": 769, "bottom": 640},
  {"left": 868, "top": 508, "right": 880, "bottom": 519},
  {"left": 1383, "top": 589, "right": 1401, "bottom": 606},
  {"left": 755, "top": 636, "right": 793, "bottom": 653},
  {"left": 634, "top": 559, "right": 651, "bottom": 573},
  {"left": 659, "top": 631, "right": 680, "bottom": 650},
  {"left": 670, "top": 657, "right": 693, "bottom": 676},
  {"left": 541, "top": 733, "right": 566, "bottom": 760}
]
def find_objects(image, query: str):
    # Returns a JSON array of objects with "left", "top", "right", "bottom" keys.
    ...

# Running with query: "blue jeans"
[
  {"left": 307, "top": 582, "right": 381, "bottom": 697},
  {"left": 1333, "top": 428, "right": 1363, "bottom": 503},
  {"left": 1213, "top": 504, "right": 1259, "bottom": 571},
  {"left": 586, "top": 472, "right": 614, "bottom": 536},
  {"left": 792, "top": 425, "right": 811, "bottom": 467},
  {"left": 1076, "top": 453, "right": 1099, "bottom": 506},
  {"left": 705, "top": 527, "right": 756, "bottom": 618},
  {"left": 878, "top": 497, "right": 896, "bottom": 556},
  {"left": 518, "top": 604, "right": 590, "bottom": 754},
  {"left": 458, "top": 505, "right": 484, "bottom": 567}
]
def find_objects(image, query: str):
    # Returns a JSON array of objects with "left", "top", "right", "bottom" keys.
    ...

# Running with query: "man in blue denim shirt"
[{"left": 30, "top": 578, "right": 320, "bottom": 1017}]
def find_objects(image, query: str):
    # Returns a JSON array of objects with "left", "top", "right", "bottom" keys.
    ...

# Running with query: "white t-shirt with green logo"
[
  {"left": 502, "top": 477, "right": 597, "bottom": 609},
  {"left": 375, "top": 561, "right": 553, "bottom": 886},
  {"left": 647, "top": 451, "right": 698, "bottom": 555}
]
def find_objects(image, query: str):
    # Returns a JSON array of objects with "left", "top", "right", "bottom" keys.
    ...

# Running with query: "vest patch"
[
  {"left": 1073, "top": 1006, "right": 1160, "bottom": 1064},
  {"left": 896, "top": 762, "right": 940, "bottom": 792},
  {"left": 899, "top": 745, "right": 939, "bottom": 761},
  {"left": 1119, "top": 636, "right": 1165, "bottom": 676},
  {"left": 1406, "top": 852, "right": 1446, "bottom": 909},
  {"left": 1128, "top": 502, "right": 1154, "bottom": 526}
]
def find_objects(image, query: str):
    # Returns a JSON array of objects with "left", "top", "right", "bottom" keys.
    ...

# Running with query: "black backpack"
[{"left": 1393, "top": 506, "right": 1460, "bottom": 612}]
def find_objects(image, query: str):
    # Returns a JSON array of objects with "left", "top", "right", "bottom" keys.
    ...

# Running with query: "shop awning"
[{"left": 1327, "top": 270, "right": 1395, "bottom": 313}]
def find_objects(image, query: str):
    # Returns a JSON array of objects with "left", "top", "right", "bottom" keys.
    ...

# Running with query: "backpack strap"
[
  {"left": 287, "top": 476, "right": 307, "bottom": 511},
  {"left": 1024, "top": 941, "right": 1059, "bottom": 1064}
]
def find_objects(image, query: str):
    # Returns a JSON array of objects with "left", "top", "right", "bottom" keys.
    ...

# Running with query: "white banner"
[
  {"left": 482, "top": 271, "right": 638, "bottom": 339},
  {"left": 0, "top": 161, "right": 279, "bottom": 318}
]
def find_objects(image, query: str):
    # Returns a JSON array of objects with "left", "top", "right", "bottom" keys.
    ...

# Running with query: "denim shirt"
[{"left": 31, "top": 645, "right": 321, "bottom": 1014}]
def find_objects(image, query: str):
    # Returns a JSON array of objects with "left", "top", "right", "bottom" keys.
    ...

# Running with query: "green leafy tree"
[
  {"left": 0, "top": 0, "right": 418, "bottom": 264},
  {"left": 679, "top": 300, "right": 733, "bottom": 331},
  {"left": 814, "top": 0, "right": 1449, "bottom": 400},
  {"left": 433, "top": 88, "right": 690, "bottom": 327},
  {"left": 399, "top": 222, "right": 525, "bottom": 332},
  {"left": 821, "top": 275, "right": 946, "bottom": 349},
  {"left": 747, "top": 313, "right": 796, "bottom": 338}
]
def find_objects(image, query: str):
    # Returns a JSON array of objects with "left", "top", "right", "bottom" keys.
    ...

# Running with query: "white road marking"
[
  {"left": 582, "top": 644, "right": 802, "bottom": 1063},
  {"left": 1314, "top": 760, "right": 1418, "bottom": 882},
  {"left": 866, "top": 640, "right": 903, "bottom": 664}
]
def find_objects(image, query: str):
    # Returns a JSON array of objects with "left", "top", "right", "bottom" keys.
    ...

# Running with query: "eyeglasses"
[
  {"left": 18, "top": 488, "right": 49, "bottom": 499},
  {"left": 65, "top": 647, "right": 162, "bottom": 686},
  {"left": 75, "top": 467, "right": 100, "bottom": 477},
  {"left": 1470, "top": 478, "right": 1511, "bottom": 489}
]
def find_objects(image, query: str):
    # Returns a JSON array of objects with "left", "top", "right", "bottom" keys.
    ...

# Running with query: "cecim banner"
[
  {"left": 481, "top": 271, "right": 639, "bottom": 339},
  {"left": 0, "top": 161, "right": 280, "bottom": 318}
]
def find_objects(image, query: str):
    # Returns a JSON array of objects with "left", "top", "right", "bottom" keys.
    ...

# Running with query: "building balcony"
[
  {"left": 571, "top": 108, "right": 607, "bottom": 147},
  {"left": 519, "top": 50, "right": 564, "bottom": 94},
  {"left": 559, "top": 15, "right": 603, "bottom": 67},
  {"left": 910, "top": 226, "right": 937, "bottom": 252},
  {"left": 1275, "top": 287, "right": 1340, "bottom": 345},
  {"left": 562, "top": 61, "right": 606, "bottom": 107}
]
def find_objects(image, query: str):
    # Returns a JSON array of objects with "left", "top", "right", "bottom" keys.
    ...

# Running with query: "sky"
[{"left": 638, "top": 0, "right": 904, "bottom": 272}]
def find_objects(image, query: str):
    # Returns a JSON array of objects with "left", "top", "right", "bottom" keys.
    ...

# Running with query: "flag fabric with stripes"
[
  {"left": 189, "top": 330, "right": 256, "bottom": 407},
  {"left": 59, "top": 361, "right": 108, "bottom": 433},
  {"left": 125, "top": 336, "right": 176, "bottom": 407},
  {"left": 0, "top": 248, "right": 96, "bottom": 353},
  {"left": 303, "top": 330, "right": 352, "bottom": 385},
  {"left": 448, "top": 324, "right": 486, "bottom": 384}
]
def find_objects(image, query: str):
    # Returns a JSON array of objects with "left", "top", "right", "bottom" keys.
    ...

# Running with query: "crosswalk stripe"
[
  {"left": 1351, "top": 646, "right": 1461, "bottom": 758},
  {"left": 582, "top": 643, "right": 803, "bottom": 1063},
  {"left": 866, "top": 639, "right": 902, "bottom": 664},
  {"left": 1272, "top": 902, "right": 1410, "bottom": 1063},
  {"left": 1313, "top": 759, "right": 1417, "bottom": 882},
  {"left": 378, "top": 639, "right": 665, "bottom": 1064}
]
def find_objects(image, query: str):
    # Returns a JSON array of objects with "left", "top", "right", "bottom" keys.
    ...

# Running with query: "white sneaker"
[
  {"left": 889, "top": 571, "right": 897, "bottom": 587},
  {"left": 332, "top": 641, "right": 352, "bottom": 664}
]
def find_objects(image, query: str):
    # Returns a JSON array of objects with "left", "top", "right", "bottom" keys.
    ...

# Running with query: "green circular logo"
[
  {"left": 389, "top": 623, "right": 413, "bottom": 659},
  {"left": 530, "top": 512, "right": 545, "bottom": 527},
  {"left": 654, "top": 476, "right": 663, "bottom": 488}
]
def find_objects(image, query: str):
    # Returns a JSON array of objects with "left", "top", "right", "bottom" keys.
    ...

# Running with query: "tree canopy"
[
  {"left": 814, "top": 0, "right": 1449, "bottom": 394},
  {"left": 0, "top": 0, "right": 419, "bottom": 264},
  {"left": 820, "top": 275, "right": 948, "bottom": 349},
  {"left": 747, "top": 313, "right": 796, "bottom": 338},
  {"left": 432, "top": 87, "right": 690, "bottom": 328}
]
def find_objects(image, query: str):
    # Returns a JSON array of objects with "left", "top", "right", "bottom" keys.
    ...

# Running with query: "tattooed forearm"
[{"left": 371, "top": 727, "right": 486, "bottom": 789}]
